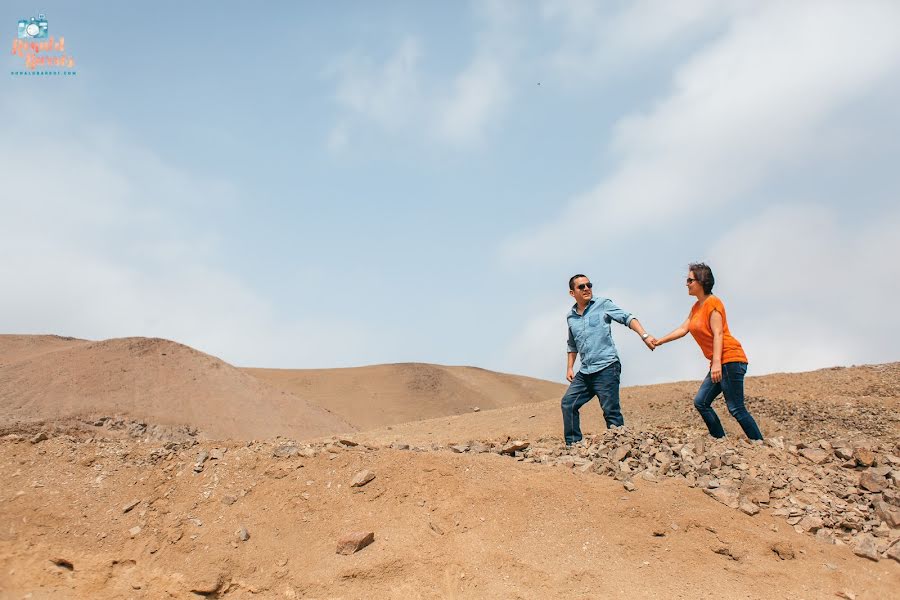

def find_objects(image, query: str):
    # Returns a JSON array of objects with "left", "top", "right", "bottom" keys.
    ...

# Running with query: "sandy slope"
[
  {"left": 0, "top": 335, "right": 352, "bottom": 440},
  {"left": 0, "top": 334, "right": 897, "bottom": 598},
  {"left": 246, "top": 364, "right": 565, "bottom": 430},
  {"left": 1, "top": 436, "right": 897, "bottom": 599}
]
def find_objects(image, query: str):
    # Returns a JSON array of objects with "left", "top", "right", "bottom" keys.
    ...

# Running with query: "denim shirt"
[{"left": 567, "top": 297, "right": 635, "bottom": 374}]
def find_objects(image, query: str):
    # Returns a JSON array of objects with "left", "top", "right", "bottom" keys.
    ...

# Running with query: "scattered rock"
[
  {"left": 449, "top": 444, "right": 468, "bottom": 453},
  {"left": 221, "top": 494, "right": 238, "bottom": 506},
  {"left": 886, "top": 541, "right": 900, "bottom": 563},
  {"left": 237, "top": 526, "right": 250, "bottom": 542},
  {"left": 500, "top": 441, "right": 529, "bottom": 455},
  {"left": 799, "top": 448, "right": 829, "bottom": 464},
  {"left": 209, "top": 448, "right": 226, "bottom": 460},
  {"left": 859, "top": 471, "right": 887, "bottom": 493},
  {"left": 613, "top": 445, "right": 632, "bottom": 462},
  {"left": 798, "top": 515, "right": 824, "bottom": 532},
  {"left": 739, "top": 477, "right": 771, "bottom": 504},
  {"left": 623, "top": 481, "right": 636, "bottom": 492},
  {"left": 273, "top": 445, "right": 299, "bottom": 458},
  {"left": 772, "top": 542, "right": 795, "bottom": 560},
  {"left": 853, "top": 448, "right": 875, "bottom": 468},
  {"left": 739, "top": 501, "right": 760, "bottom": 516},
  {"left": 336, "top": 531, "right": 375, "bottom": 555},
  {"left": 874, "top": 501, "right": 900, "bottom": 527},
  {"left": 851, "top": 534, "right": 879, "bottom": 561},
  {"left": 122, "top": 499, "right": 140, "bottom": 513},
  {"left": 704, "top": 485, "right": 741, "bottom": 509},
  {"left": 350, "top": 470, "right": 376, "bottom": 488},
  {"left": 30, "top": 432, "right": 48, "bottom": 444},
  {"left": 128, "top": 526, "right": 141, "bottom": 538}
]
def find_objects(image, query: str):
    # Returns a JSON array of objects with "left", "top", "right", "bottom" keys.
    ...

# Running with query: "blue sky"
[{"left": 3, "top": 1, "right": 899, "bottom": 386}]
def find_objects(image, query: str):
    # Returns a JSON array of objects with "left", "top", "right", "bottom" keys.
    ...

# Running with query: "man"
[{"left": 562, "top": 274, "right": 656, "bottom": 446}]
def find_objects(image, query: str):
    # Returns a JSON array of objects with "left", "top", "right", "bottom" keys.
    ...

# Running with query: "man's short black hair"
[
  {"left": 688, "top": 262, "right": 715, "bottom": 295},
  {"left": 569, "top": 274, "right": 588, "bottom": 290}
]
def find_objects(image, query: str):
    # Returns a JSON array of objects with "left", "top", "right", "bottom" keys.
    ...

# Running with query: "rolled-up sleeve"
[
  {"left": 604, "top": 299, "right": 634, "bottom": 327},
  {"left": 566, "top": 326, "right": 577, "bottom": 353}
]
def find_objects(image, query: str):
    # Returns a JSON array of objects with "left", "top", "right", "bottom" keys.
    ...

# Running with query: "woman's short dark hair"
[{"left": 688, "top": 262, "right": 715, "bottom": 294}]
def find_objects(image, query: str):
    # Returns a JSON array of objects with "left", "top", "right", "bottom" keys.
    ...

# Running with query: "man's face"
[{"left": 570, "top": 276, "right": 593, "bottom": 303}]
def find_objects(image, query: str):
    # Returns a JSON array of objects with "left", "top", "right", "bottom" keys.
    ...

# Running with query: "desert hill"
[
  {"left": 245, "top": 363, "right": 565, "bottom": 430},
  {"left": 1, "top": 334, "right": 898, "bottom": 598},
  {"left": 0, "top": 335, "right": 353, "bottom": 440}
]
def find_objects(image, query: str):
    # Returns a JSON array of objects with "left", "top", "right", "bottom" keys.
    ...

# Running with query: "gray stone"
[
  {"left": 336, "top": 531, "right": 374, "bottom": 554},
  {"left": 799, "top": 448, "right": 830, "bottom": 464},
  {"left": 798, "top": 515, "right": 824, "bottom": 532},
  {"left": 874, "top": 501, "right": 900, "bottom": 527},
  {"left": 739, "top": 477, "right": 771, "bottom": 504},
  {"left": 612, "top": 445, "right": 632, "bottom": 462},
  {"left": 739, "top": 501, "right": 759, "bottom": 516},
  {"left": 273, "top": 445, "right": 299, "bottom": 458},
  {"left": 449, "top": 444, "right": 468, "bottom": 453},
  {"left": 237, "top": 526, "right": 250, "bottom": 542},
  {"left": 704, "top": 485, "right": 740, "bottom": 509},
  {"left": 350, "top": 470, "right": 376, "bottom": 487},
  {"left": 887, "top": 541, "right": 900, "bottom": 563},
  {"left": 835, "top": 447, "right": 853, "bottom": 460},
  {"left": 852, "top": 533, "right": 879, "bottom": 561}
]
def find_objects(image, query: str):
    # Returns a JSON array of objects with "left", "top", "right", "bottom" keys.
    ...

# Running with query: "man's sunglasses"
[{"left": 576, "top": 282, "right": 593, "bottom": 290}]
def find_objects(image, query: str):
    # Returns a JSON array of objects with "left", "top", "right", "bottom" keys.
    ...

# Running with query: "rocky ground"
[
  {"left": 1, "top": 411, "right": 898, "bottom": 599},
  {"left": 1, "top": 361, "right": 899, "bottom": 598}
]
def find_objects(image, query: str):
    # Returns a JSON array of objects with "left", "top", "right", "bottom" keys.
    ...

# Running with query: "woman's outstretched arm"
[{"left": 654, "top": 317, "right": 690, "bottom": 347}]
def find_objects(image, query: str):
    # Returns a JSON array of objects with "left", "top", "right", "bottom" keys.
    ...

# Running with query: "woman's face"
[{"left": 686, "top": 271, "right": 702, "bottom": 297}]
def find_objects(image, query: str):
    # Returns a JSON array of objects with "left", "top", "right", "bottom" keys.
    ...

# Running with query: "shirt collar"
[{"left": 570, "top": 297, "right": 596, "bottom": 316}]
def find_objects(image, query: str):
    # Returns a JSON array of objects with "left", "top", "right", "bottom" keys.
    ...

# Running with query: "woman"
[{"left": 654, "top": 263, "right": 763, "bottom": 440}]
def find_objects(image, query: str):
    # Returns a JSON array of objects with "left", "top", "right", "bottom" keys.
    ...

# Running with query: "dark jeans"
[
  {"left": 693, "top": 361, "right": 763, "bottom": 440},
  {"left": 561, "top": 361, "right": 623, "bottom": 445}
]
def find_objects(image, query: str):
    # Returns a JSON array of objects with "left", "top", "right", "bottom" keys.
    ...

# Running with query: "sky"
[{"left": 2, "top": 1, "right": 899, "bottom": 386}]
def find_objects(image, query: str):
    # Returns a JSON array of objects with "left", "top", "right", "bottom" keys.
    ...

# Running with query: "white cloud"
[
  {"left": 503, "top": 0, "right": 900, "bottom": 262},
  {"left": 706, "top": 203, "right": 900, "bottom": 374},
  {"left": 0, "top": 93, "right": 374, "bottom": 369},
  {"left": 435, "top": 56, "right": 510, "bottom": 144},
  {"left": 327, "top": 5, "right": 518, "bottom": 148},
  {"left": 330, "top": 37, "right": 423, "bottom": 132},
  {"left": 540, "top": 0, "right": 738, "bottom": 82}
]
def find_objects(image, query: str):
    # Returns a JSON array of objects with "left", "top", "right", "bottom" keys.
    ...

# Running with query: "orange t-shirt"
[{"left": 688, "top": 295, "right": 748, "bottom": 365}]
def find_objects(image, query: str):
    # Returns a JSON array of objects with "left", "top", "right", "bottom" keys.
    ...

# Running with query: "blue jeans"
[
  {"left": 693, "top": 362, "right": 763, "bottom": 440},
  {"left": 561, "top": 361, "right": 623, "bottom": 445}
]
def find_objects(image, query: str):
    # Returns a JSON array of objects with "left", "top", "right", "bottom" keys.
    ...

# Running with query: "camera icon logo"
[{"left": 17, "top": 14, "right": 49, "bottom": 39}]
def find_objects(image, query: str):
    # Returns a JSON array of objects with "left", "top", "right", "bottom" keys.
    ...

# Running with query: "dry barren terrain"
[{"left": 0, "top": 335, "right": 898, "bottom": 599}]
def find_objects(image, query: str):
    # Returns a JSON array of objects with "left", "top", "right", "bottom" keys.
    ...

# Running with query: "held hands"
[{"left": 642, "top": 334, "right": 658, "bottom": 351}]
